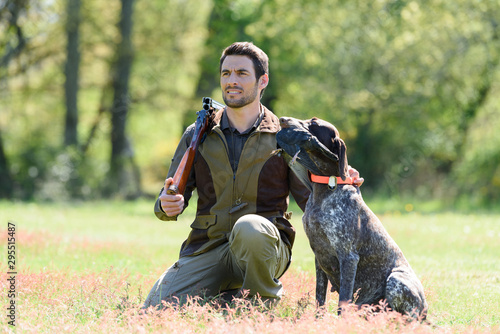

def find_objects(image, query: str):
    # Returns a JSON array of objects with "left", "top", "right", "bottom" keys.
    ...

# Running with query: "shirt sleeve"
[{"left": 154, "top": 124, "right": 197, "bottom": 221}]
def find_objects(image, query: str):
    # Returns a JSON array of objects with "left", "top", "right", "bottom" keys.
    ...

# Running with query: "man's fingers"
[
  {"left": 353, "top": 177, "right": 364, "bottom": 187},
  {"left": 160, "top": 191, "right": 184, "bottom": 217},
  {"left": 348, "top": 167, "right": 359, "bottom": 178},
  {"left": 164, "top": 177, "right": 174, "bottom": 189},
  {"left": 161, "top": 177, "right": 177, "bottom": 196},
  {"left": 348, "top": 166, "right": 364, "bottom": 187}
]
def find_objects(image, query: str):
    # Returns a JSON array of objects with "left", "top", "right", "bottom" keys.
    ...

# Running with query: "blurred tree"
[
  {"left": 0, "top": 0, "right": 212, "bottom": 199},
  {"left": 107, "top": 0, "right": 139, "bottom": 198},
  {"left": 451, "top": 6, "right": 500, "bottom": 206},
  {"left": 249, "top": 0, "right": 500, "bottom": 201},
  {"left": 0, "top": 129, "right": 13, "bottom": 198},
  {"left": 0, "top": 0, "right": 27, "bottom": 69},
  {"left": 64, "top": 0, "right": 81, "bottom": 147},
  {"left": 129, "top": 0, "right": 212, "bottom": 193},
  {"left": 0, "top": 0, "right": 30, "bottom": 198},
  {"left": 0, "top": 0, "right": 498, "bottom": 204}
]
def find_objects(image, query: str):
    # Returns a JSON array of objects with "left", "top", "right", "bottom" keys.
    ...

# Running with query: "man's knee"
[
  {"left": 228, "top": 215, "right": 289, "bottom": 299},
  {"left": 230, "top": 214, "right": 279, "bottom": 248}
]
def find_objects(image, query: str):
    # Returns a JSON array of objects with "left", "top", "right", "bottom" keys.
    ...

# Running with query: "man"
[{"left": 143, "top": 42, "right": 362, "bottom": 308}]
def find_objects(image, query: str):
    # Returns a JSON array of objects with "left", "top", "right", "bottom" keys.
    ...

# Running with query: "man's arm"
[{"left": 154, "top": 125, "right": 197, "bottom": 221}]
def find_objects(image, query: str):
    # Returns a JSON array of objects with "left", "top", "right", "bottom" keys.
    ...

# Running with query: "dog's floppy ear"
[
  {"left": 309, "top": 137, "right": 339, "bottom": 164},
  {"left": 332, "top": 137, "right": 348, "bottom": 180}
]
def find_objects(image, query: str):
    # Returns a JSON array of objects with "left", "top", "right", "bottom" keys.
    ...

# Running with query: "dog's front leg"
[
  {"left": 338, "top": 252, "right": 360, "bottom": 314},
  {"left": 315, "top": 257, "right": 328, "bottom": 307}
]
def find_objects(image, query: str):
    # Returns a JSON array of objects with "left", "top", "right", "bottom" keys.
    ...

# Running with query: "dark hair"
[{"left": 219, "top": 42, "right": 269, "bottom": 80}]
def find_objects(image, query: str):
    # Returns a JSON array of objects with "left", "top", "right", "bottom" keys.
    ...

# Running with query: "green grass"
[{"left": 1, "top": 199, "right": 499, "bottom": 332}]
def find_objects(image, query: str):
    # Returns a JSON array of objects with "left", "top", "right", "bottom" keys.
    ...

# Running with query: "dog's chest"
[{"left": 302, "top": 187, "right": 359, "bottom": 254}]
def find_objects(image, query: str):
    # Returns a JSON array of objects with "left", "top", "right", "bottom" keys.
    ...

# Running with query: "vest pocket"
[
  {"left": 180, "top": 215, "right": 220, "bottom": 257},
  {"left": 190, "top": 214, "right": 217, "bottom": 229}
]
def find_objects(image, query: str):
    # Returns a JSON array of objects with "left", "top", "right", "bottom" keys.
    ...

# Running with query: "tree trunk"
[
  {"left": 64, "top": 0, "right": 81, "bottom": 147},
  {"left": 0, "top": 130, "right": 13, "bottom": 198},
  {"left": 0, "top": 0, "right": 27, "bottom": 69},
  {"left": 107, "top": 0, "right": 138, "bottom": 197},
  {"left": 0, "top": 0, "right": 29, "bottom": 198}
]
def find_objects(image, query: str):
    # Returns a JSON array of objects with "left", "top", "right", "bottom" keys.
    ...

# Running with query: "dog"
[{"left": 276, "top": 116, "right": 427, "bottom": 319}]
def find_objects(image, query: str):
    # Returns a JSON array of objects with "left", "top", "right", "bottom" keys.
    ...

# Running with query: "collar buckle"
[{"left": 328, "top": 176, "right": 337, "bottom": 190}]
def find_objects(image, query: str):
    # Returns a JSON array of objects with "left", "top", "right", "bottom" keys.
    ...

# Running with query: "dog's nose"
[{"left": 279, "top": 117, "right": 289, "bottom": 128}]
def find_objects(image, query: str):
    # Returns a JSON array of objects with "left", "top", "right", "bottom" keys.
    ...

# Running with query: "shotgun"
[{"left": 166, "top": 97, "right": 224, "bottom": 196}]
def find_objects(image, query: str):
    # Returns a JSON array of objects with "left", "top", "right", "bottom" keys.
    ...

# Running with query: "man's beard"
[{"left": 223, "top": 83, "right": 259, "bottom": 108}]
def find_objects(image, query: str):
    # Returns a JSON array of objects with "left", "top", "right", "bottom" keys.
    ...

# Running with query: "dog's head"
[{"left": 276, "top": 117, "right": 348, "bottom": 180}]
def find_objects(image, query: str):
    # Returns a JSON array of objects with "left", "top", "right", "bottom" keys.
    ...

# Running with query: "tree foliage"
[
  {"left": 249, "top": 0, "right": 500, "bottom": 202},
  {"left": 0, "top": 0, "right": 499, "bottom": 205}
]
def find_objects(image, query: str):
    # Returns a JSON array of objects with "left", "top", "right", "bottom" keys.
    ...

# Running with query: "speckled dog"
[{"left": 277, "top": 116, "right": 427, "bottom": 319}]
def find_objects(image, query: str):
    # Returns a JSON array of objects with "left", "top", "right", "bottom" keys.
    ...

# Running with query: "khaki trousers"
[{"left": 143, "top": 214, "right": 291, "bottom": 308}]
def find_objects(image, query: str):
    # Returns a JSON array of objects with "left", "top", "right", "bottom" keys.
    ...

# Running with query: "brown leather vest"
[{"left": 179, "top": 107, "right": 296, "bottom": 257}]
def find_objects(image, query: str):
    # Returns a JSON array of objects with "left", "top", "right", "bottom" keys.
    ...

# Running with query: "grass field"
[{"left": 1, "top": 199, "right": 499, "bottom": 333}]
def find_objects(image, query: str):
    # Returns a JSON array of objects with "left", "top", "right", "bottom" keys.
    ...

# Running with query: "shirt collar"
[{"left": 221, "top": 106, "right": 264, "bottom": 134}]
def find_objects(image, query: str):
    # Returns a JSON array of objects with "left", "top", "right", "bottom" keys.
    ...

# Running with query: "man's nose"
[{"left": 227, "top": 72, "right": 239, "bottom": 85}]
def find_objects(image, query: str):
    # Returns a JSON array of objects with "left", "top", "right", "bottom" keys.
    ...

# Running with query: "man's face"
[{"left": 220, "top": 55, "right": 261, "bottom": 108}]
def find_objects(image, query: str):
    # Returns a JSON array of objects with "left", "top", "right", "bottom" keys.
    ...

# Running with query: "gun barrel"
[
  {"left": 167, "top": 97, "right": 221, "bottom": 196},
  {"left": 203, "top": 97, "right": 225, "bottom": 111}
]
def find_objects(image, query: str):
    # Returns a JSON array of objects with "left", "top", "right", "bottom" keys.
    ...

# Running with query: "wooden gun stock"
[{"left": 167, "top": 97, "right": 224, "bottom": 196}]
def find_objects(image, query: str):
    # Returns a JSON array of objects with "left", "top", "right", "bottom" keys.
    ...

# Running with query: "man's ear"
[{"left": 259, "top": 74, "right": 269, "bottom": 90}]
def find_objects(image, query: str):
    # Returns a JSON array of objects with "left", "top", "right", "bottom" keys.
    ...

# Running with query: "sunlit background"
[{"left": 1, "top": 0, "right": 499, "bottom": 209}]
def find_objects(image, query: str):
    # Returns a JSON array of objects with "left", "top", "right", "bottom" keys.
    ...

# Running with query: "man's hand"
[
  {"left": 348, "top": 166, "right": 364, "bottom": 187},
  {"left": 160, "top": 177, "right": 185, "bottom": 217}
]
